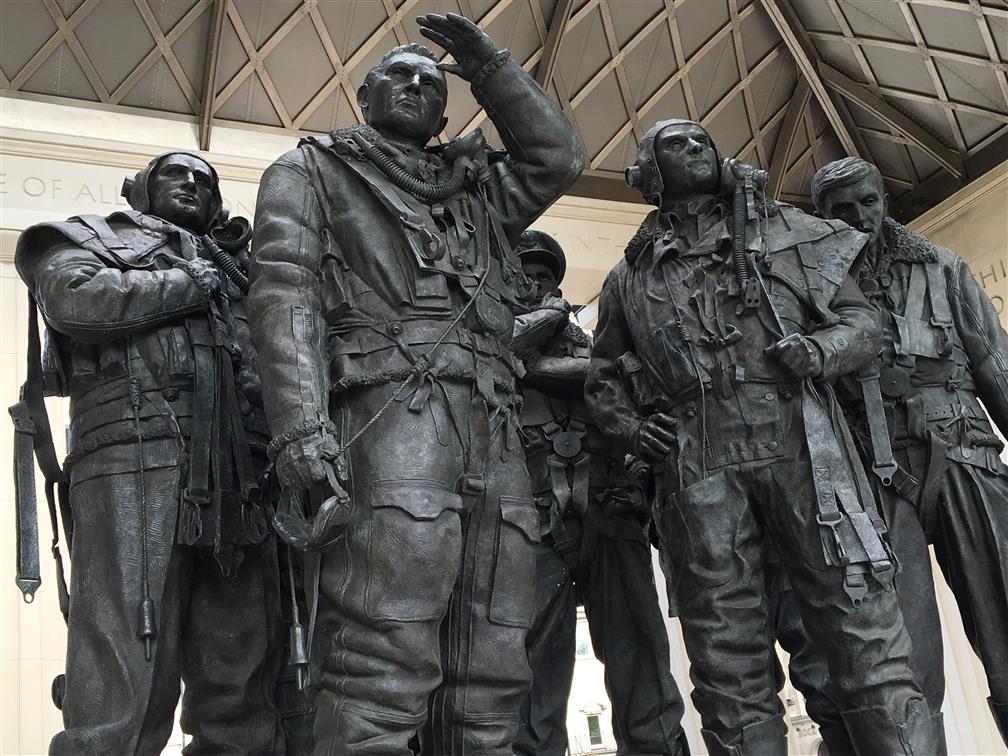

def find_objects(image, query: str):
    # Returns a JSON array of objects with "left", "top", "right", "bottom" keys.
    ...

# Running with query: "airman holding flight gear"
[
  {"left": 771, "top": 157, "right": 1008, "bottom": 753},
  {"left": 12, "top": 152, "right": 283, "bottom": 754},
  {"left": 585, "top": 119, "right": 944, "bottom": 755},
  {"left": 511, "top": 229, "right": 689, "bottom": 756}
]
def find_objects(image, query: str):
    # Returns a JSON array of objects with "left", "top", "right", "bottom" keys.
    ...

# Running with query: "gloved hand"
[
  {"left": 631, "top": 413, "right": 678, "bottom": 464},
  {"left": 275, "top": 429, "right": 340, "bottom": 491},
  {"left": 417, "top": 12, "right": 499, "bottom": 81},
  {"left": 175, "top": 256, "right": 220, "bottom": 296},
  {"left": 765, "top": 333, "right": 824, "bottom": 378}
]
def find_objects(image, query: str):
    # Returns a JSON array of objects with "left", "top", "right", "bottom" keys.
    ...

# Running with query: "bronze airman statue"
[
  {"left": 248, "top": 13, "right": 582, "bottom": 755},
  {"left": 13, "top": 153, "right": 283, "bottom": 754},
  {"left": 773, "top": 157, "right": 1008, "bottom": 752},
  {"left": 584, "top": 119, "right": 944, "bottom": 755},
  {"left": 511, "top": 229, "right": 689, "bottom": 756}
]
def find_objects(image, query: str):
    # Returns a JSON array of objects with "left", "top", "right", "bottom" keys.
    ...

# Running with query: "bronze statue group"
[{"left": 11, "top": 12, "right": 1007, "bottom": 756}]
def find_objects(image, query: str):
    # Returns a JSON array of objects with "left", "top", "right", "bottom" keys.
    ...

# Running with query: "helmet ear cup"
[{"left": 625, "top": 164, "right": 642, "bottom": 189}]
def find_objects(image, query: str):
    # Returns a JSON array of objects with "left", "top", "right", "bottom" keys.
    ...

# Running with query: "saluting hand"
[{"left": 416, "top": 13, "right": 498, "bottom": 82}]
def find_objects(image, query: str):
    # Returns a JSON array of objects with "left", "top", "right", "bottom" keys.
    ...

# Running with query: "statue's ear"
[
  {"left": 437, "top": 116, "right": 448, "bottom": 135},
  {"left": 356, "top": 84, "right": 369, "bottom": 112}
]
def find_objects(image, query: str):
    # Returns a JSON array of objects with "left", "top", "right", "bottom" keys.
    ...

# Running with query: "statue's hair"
[
  {"left": 362, "top": 43, "right": 441, "bottom": 90},
  {"left": 810, "top": 157, "right": 884, "bottom": 213}
]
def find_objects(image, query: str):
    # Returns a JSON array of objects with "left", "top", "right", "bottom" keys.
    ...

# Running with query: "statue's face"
[
  {"left": 653, "top": 122, "right": 718, "bottom": 201},
  {"left": 148, "top": 154, "right": 215, "bottom": 234},
  {"left": 521, "top": 259, "right": 559, "bottom": 301},
  {"left": 819, "top": 174, "right": 887, "bottom": 248},
  {"left": 361, "top": 52, "right": 448, "bottom": 145}
]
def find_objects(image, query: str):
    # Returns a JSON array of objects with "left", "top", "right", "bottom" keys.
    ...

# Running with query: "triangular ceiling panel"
[
  {"left": 640, "top": 77, "right": 690, "bottom": 132},
  {"left": 148, "top": 0, "right": 200, "bottom": 36},
  {"left": 790, "top": 0, "right": 840, "bottom": 34},
  {"left": 262, "top": 14, "right": 334, "bottom": 120},
  {"left": 677, "top": 0, "right": 730, "bottom": 59},
  {"left": 318, "top": 0, "right": 387, "bottom": 62},
  {"left": 232, "top": 0, "right": 301, "bottom": 49},
  {"left": 748, "top": 54, "right": 795, "bottom": 125},
  {"left": 841, "top": 1, "right": 913, "bottom": 42},
  {"left": 689, "top": 35, "right": 736, "bottom": 117},
  {"left": 935, "top": 58, "right": 1005, "bottom": 116},
  {"left": 913, "top": 4, "right": 988, "bottom": 59},
  {"left": 575, "top": 73, "right": 629, "bottom": 163},
  {"left": 610, "top": 1, "right": 662, "bottom": 50},
  {"left": 563, "top": 7, "right": 610, "bottom": 95},
  {"left": 172, "top": 6, "right": 213, "bottom": 102},
  {"left": 53, "top": 0, "right": 86, "bottom": 15},
  {"left": 707, "top": 95, "right": 751, "bottom": 158},
  {"left": 21, "top": 41, "right": 97, "bottom": 101},
  {"left": 299, "top": 86, "right": 356, "bottom": 134},
  {"left": 74, "top": 0, "right": 153, "bottom": 94},
  {"left": 624, "top": 22, "right": 674, "bottom": 110},
  {"left": 991, "top": 15, "right": 1008, "bottom": 61},
  {"left": 741, "top": 4, "right": 781, "bottom": 70},
  {"left": 859, "top": 46, "right": 937, "bottom": 97},
  {"left": 0, "top": 1, "right": 57, "bottom": 81},
  {"left": 594, "top": 131, "right": 638, "bottom": 175},
  {"left": 956, "top": 110, "right": 1004, "bottom": 151},
  {"left": 216, "top": 10, "right": 250, "bottom": 90},
  {"left": 214, "top": 74, "right": 281, "bottom": 127},
  {"left": 119, "top": 57, "right": 191, "bottom": 114}
]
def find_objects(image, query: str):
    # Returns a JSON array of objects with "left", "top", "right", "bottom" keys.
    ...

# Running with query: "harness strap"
[
  {"left": 9, "top": 296, "right": 70, "bottom": 615},
  {"left": 857, "top": 363, "right": 899, "bottom": 486},
  {"left": 924, "top": 262, "right": 954, "bottom": 356},
  {"left": 77, "top": 214, "right": 129, "bottom": 250}
]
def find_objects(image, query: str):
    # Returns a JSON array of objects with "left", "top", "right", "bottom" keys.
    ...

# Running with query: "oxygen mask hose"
[
  {"left": 731, "top": 164, "right": 767, "bottom": 312},
  {"left": 201, "top": 234, "right": 250, "bottom": 294},
  {"left": 352, "top": 132, "right": 468, "bottom": 203}
]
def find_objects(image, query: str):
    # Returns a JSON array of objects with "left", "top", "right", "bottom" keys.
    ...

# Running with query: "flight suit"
[
  {"left": 15, "top": 202, "right": 282, "bottom": 755},
  {"left": 586, "top": 199, "right": 937, "bottom": 755},
  {"left": 248, "top": 52, "right": 582, "bottom": 755},
  {"left": 774, "top": 216, "right": 1008, "bottom": 751},
  {"left": 512, "top": 313, "right": 688, "bottom": 756}
]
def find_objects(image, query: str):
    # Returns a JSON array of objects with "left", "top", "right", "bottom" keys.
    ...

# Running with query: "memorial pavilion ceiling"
[{"left": 2, "top": 0, "right": 1006, "bottom": 220}]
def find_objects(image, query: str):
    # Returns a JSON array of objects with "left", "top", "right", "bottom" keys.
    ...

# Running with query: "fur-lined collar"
[
  {"left": 880, "top": 216, "right": 938, "bottom": 264},
  {"left": 562, "top": 321, "right": 592, "bottom": 348},
  {"left": 624, "top": 210, "right": 660, "bottom": 264}
]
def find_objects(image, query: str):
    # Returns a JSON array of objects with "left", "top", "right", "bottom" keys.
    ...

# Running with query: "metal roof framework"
[{"left": 2, "top": 0, "right": 1006, "bottom": 219}]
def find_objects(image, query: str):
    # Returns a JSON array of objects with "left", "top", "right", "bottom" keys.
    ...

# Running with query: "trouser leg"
[
  {"left": 180, "top": 542, "right": 284, "bottom": 755},
  {"left": 426, "top": 412, "right": 536, "bottom": 756},
  {"left": 52, "top": 462, "right": 182, "bottom": 756},
  {"left": 765, "top": 558, "right": 853, "bottom": 756},
  {"left": 653, "top": 469, "right": 786, "bottom": 755},
  {"left": 580, "top": 515, "right": 687, "bottom": 756},
  {"left": 931, "top": 462, "right": 1008, "bottom": 744},
  {"left": 769, "top": 479, "right": 945, "bottom": 756},
  {"left": 514, "top": 535, "right": 577, "bottom": 756},
  {"left": 312, "top": 397, "right": 463, "bottom": 755},
  {"left": 761, "top": 461, "right": 943, "bottom": 755}
]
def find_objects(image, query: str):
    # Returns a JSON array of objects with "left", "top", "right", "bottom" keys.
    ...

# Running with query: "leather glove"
[
  {"left": 275, "top": 429, "right": 339, "bottom": 491},
  {"left": 765, "top": 333, "right": 824, "bottom": 378},
  {"left": 174, "top": 256, "right": 221, "bottom": 296},
  {"left": 417, "top": 12, "right": 499, "bottom": 81},
  {"left": 631, "top": 413, "right": 678, "bottom": 464}
]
